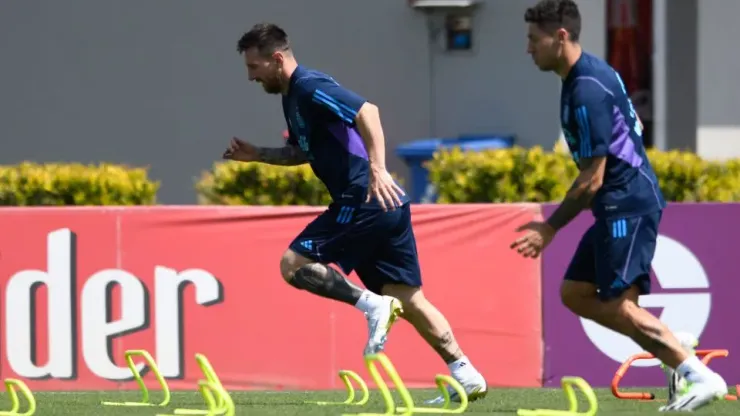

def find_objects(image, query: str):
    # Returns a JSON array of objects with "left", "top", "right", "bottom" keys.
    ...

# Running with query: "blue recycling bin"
[{"left": 396, "top": 134, "right": 515, "bottom": 203}]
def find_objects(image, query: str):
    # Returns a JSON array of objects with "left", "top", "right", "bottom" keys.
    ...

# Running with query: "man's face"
[
  {"left": 527, "top": 23, "right": 563, "bottom": 72},
  {"left": 243, "top": 47, "right": 283, "bottom": 94}
]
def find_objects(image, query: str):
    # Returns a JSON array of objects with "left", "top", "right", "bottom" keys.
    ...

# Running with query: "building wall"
[
  {"left": 5, "top": 0, "right": 689, "bottom": 205},
  {"left": 695, "top": 0, "right": 740, "bottom": 160}
]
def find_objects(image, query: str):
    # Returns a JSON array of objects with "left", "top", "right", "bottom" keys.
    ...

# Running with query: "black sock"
[{"left": 289, "top": 263, "right": 364, "bottom": 305}]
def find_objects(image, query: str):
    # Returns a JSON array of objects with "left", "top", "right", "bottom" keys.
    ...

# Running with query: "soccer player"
[
  {"left": 223, "top": 23, "right": 487, "bottom": 403},
  {"left": 511, "top": 0, "right": 727, "bottom": 412}
]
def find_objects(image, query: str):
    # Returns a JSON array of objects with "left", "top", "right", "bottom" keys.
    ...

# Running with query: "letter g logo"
[{"left": 580, "top": 235, "right": 711, "bottom": 366}]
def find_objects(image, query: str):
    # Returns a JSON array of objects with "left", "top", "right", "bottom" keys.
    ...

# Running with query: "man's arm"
[
  {"left": 546, "top": 156, "right": 607, "bottom": 231},
  {"left": 255, "top": 144, "right": 308, "bottom": 166},
  {"left": 355, "top": 103, "right": 387, "bottom": 169},
  {"left": 306, "top": 78, "right": 403, "bottom": 208},
  {"left": 307, "top": 79, "right": 389, "bottom": 165},
  {"left": 546, "top": 81, "right": 612, "bottom": 231}
]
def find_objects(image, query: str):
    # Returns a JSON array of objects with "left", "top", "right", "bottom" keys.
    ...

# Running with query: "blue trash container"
[{"left": 395, "top": 135, "right": 515, "bottom": 203}]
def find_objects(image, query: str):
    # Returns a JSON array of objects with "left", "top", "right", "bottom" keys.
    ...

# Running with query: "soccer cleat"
[
  {"left": 424, "top": 372, "right": 488, "bottom": 404},
  {"left": 662, "top": 331, "right": 700, "bottom": 405},
  {"left": 363, "top": 296, "right": 403, "bottom": 356},
  {"left": 664, "top": 369, "right": 682, "bottom": 405},
  {"left": 659, "top": 373, "right": 727, "bottom": 412}
]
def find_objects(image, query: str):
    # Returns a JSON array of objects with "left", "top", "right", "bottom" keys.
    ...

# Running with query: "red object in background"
[
  {"left": 0, "top": 205, "right": 543, "bottom": 391},
  {"left": 282, "top": 129, "right": 289, "bottom": 140},
  {"left": 607, "top": 0, "right": 639, "bottom": 93},
  {"left": 607, "top": 0, "right": 654, "bottom": 146},
  {"left": 607, "top": 0, "right": 653, "bottom": 94}
]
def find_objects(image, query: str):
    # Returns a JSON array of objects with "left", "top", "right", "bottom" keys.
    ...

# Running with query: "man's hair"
[
  {"left": 524, "top": 0, "right": 581, "bottom": 42},
  {"left": 237, "top": 23, "right": 291, "bottom": 56}
]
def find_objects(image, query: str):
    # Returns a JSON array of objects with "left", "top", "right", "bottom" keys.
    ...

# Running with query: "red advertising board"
[{"left": 0, "top": 204, "right": 542, "bottom": 391}]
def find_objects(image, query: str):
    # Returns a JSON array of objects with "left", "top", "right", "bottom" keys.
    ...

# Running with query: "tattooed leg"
[
  {"left": 405, "top": 311, "right": 465, "bottom": 363},
  {"left": 289, "top": 263, "right": 364, "bottom": 305},
  {"left": 381, "top": 284, "right": 464, "bottom": 363},
  {"left": 381, "top": 285, "right": 489, "bottom": 405}
]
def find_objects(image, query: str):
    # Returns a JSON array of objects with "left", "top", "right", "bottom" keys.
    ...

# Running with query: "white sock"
[
  {"left": 448, "top": 356, "right": 477, "bottom": 381},
  {"left": 676, "top": 355, "right": 716, "bottom": 383},
  {"left": 354, "top": 290, "right": 384, "bottom": 313}
]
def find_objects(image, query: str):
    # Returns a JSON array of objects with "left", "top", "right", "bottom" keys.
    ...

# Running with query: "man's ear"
[
  {"left": 272, "top": 51, "right": 285, "bottom": 67},
  {"left": 556, "top": 27, "right": 569, "bottom": 44}
]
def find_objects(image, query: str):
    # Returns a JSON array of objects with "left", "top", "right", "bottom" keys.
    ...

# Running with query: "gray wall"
[
  {"left": 695, "top": 0, "right": 740, "bottom": 159},
  {"left": 654, "top": 0, "right": 740, "bottom": 158},
  {"left": 663, "top": 0, "right": 698, "bottom": 152},
  {"left": 1, "top": 0, "right": 604, "bottom": 203}
]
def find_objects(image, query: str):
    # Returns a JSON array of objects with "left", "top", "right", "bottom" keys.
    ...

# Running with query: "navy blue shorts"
[
  {"left": 289, "top": 202, "right": 422, "bottom": 294},
  {"left": 564, "top": 211, "right": 662, "bottom": 301}
]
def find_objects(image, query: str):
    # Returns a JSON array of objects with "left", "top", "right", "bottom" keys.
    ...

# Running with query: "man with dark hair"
[
  {"left": 512, "top": 0, "right": 727, "bottom": 412},
  {"left": 225, "top": 23, "right": 487, "bottom": 403}
]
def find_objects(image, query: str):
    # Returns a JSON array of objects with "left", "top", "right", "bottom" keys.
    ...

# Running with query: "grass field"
[{"left": 12, "top": 388, "right": 738, "bottom": 415}]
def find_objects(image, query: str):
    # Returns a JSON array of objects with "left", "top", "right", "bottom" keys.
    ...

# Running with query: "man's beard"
[{"left": 260, "top": 76, "right": 283, "bottom": 94}]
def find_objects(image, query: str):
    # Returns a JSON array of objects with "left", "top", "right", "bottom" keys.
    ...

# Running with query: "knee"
[
  {"left": 560, "top": 284, "right": 581, "bottom": 314},
  {"left": 382, "top": 284, "right": 426, "bottom": 316},
  {"left": 560, "top": 281, "right": 597, "bottom": 316},
  {"left": 280, "top": 250, "right": 311, "bottom": 283}
]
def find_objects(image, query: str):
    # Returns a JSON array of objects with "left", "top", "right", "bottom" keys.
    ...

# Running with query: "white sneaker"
[
  {"left": 424, "top": 372, "right": 487, "bottom": 404},
  {"left": 363, "top": 296, "right": 403, "bottom": 356},
  {"left": 659, "top": 373, "right": 727, "bottom": 412},
  {"left": 662, "top": 332, "right": 699, "bottom": 404},
  {"left": 664, "top": 369, "right": 686, "bottom": 405}
]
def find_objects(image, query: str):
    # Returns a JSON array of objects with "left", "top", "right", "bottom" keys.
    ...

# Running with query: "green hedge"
[
  {"left": 196, "top": 161, "right": 332, "bottom": 206},
  {"left": 0, "top": 162, "right": 159, "bottom": 206},
  {"left": 195, "top": 160, "right": 407, "bottom": 206},
  {"left": 426, "top": 146, "right": 740, "bottom": 203},
  {"left": 7, "top": 147, "right": 737, "bottom": 207}
]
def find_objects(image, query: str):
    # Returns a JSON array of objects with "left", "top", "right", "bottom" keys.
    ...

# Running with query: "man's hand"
[
  {"left": 223, "top": 137, "right": 259, "bottom": 162},
  {"left": 367, "top": 164, "right": 405, "bottom": 211},
  {"left": 510, "top": 221, "right": 557, "bottom": 259}
]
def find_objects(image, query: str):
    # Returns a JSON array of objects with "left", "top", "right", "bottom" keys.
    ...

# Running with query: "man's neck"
[
  {"left": 556, "top": 43, "right": 583, "bottom": 80},
  {"left": 280, "top": 60, "right": 299, "bottom": 95}
]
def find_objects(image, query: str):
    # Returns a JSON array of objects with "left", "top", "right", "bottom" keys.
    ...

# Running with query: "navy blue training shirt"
[
  {"left": 282, "top": 65, "right": 410, "bottom": 208},
  {"left": 560, "top": 52, "right": 666, "bottom": 219}
]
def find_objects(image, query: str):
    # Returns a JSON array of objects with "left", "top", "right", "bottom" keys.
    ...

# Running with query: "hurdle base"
[
  {"left": 611, "top": 349, "right": 740, "bottom": 401},
  {"left": 517, "top": 376, "right": 598, "bottom": 416}
]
